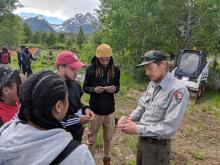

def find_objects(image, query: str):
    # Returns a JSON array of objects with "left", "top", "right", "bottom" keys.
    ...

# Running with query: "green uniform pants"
[{"left": 136, "top": 137, "right": 171, "bottom": 165}]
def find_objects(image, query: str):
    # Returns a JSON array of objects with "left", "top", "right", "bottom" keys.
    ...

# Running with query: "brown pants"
[
  {"left": 87, "top": 113, "right": 115, "bottom": 158},
  {"left": 136, "top": 137, "right": 171, "bottom": 165}
]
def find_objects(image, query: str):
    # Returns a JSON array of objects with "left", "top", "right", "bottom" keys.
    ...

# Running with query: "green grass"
[
  {"left": 82, "top": 93, "right": 90, "bottom": 103},
  {"left": 10, "top": 49, "right": 59, "bottom": 73},
  {"left": 120, "top": 73, "right": 146, "bottom": 91},
  {"left": 195, "top": 122, "right": 205, "bottom": 129},
  {"left": 190, "top": 150, "right": 206, "bottom": 160},
  {"left": 203, "top": 90, "right": 220, "bottom": 108},
  {"left": 122, "top": 135, "right": 137, "bottom": 153},
  {"left": 126, "top": 159, "right": 136, "bottom": 165},
  {"left": 187, "top": 89, "right": 220, "bottom": 118},
  {"left": 96, "top": 129, "right": 103, "bottom": 148}
]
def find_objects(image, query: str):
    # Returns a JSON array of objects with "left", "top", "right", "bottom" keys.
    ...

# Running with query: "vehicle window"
[{"left": 179, "top": 53, "right": 200, "bottom": 74}]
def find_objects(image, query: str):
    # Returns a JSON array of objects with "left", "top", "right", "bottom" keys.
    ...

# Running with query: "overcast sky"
[{"left": 14, "top": 0, "right": 100, "bottom": 20}]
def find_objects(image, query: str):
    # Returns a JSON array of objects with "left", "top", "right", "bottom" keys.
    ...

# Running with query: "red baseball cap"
[{"left": 55, "top": 51, "right": 85, "bottom": 69}]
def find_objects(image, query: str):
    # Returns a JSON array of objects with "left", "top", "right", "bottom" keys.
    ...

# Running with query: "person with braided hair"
[
  {"left": 0, "top": 71, "right": 95, "bottom": 165},
  {"left": 0, "top": 64, "right": 22, "bottom": 127}
]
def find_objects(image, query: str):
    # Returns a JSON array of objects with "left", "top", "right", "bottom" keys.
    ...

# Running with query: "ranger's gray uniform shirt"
[{"left": 130, "top": 72, "right": 189, "bottom": 139}]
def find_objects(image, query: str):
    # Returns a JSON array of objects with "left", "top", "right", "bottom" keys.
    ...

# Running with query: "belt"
[{"left": 140, "top": 137, "right": 170, "bottom": 145}]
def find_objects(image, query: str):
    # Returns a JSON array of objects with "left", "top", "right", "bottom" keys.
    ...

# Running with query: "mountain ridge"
[{"left": 23, "top": 12, "right": 97, "bottom": 34}]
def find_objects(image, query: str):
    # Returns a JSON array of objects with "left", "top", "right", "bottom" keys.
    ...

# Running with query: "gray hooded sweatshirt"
[{"left": 0, "top": 120, "right": 95, "bottom": 165}]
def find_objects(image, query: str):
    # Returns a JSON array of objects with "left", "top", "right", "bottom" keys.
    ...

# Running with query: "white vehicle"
[{"left": 171, "top": 49, "right": 212, "bottom": 100}]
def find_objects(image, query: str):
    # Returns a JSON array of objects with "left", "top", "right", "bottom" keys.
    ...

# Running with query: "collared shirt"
[{"left": 130, "top": 72, "right": 189, "bottom": 139}]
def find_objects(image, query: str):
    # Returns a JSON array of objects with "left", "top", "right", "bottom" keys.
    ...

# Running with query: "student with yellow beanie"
[{"left": 83, "top": 44, "right": 120, "bottom": 165}]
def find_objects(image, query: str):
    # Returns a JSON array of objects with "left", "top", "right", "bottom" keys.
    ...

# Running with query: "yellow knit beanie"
[{"left": 96, "top": 44, "right": 112, "bottom": 58}]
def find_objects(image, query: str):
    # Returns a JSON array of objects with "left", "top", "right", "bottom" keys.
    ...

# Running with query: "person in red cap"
[{"left": 55, "top": 50, "right": 94, "bottom": 142}]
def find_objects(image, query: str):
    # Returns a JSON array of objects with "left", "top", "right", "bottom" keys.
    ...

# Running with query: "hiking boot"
[{"left": 103, "top": 157, "right": 110, "bottom": 165}]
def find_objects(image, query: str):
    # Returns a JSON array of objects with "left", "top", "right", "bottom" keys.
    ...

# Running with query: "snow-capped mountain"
[
  {"left": 24, "top": 15, "right": 55, "bottom": 32},
  {"left": 60, "top": 12, "right": 97, "bottom": 33},
  {"left": 24, "top": 13, "right": 97, "bottom": 34}
]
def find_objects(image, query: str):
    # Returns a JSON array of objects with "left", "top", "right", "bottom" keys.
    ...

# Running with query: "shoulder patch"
[{"left": 173, "top": 90, "right": 183, "bottom": 103}]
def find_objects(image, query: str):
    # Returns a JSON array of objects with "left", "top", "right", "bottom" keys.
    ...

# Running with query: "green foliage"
[
  {"left": 208, "top": 60, "right": 220, "bottom": 91},
  {"left": 46, "top": 33, "right": 57, "bottom": 46},
  {"left": 195, "top": 122, "right": 205, "bottom": 129},
  {"left": 190, "top": 150, "right": 206, "bottom": 160},
  {"left": 0, "top": 0, "right": 22, "bottom": 46},
  {"left": 22, "top": 31, "right": 80, "bottom": 51},
  {"left": 78, "top": 42, "right": 96, "bottom": 64},
  {"left": 187, "top": 89, "right": 220, "bottom": 118},
  {"left": 126, "top": 159, "right": 136, "bottom": 165},
  {"left": 0, "top": 14, "right": 24, "bottom": 46},
  {"left": 191, "top": 0, "right": 220, "bottom": 52},
  {"left": 57, "top": 33, "right": 66, "bottom": 44},
  {"left": 94, "top": 0, "right": 220, "bottom": 79},
  {"left": 204, "top": 90, "right": 220, "bottom": 109},
  {"left": 23, "top": 23, "right": 32, "bottom": 43},
  {"left": 23, "top": 43, "right": 45, "bottom": 49},
  {"left": 76, "top": 27, "right": 86, "bottom": 49},
  {"left": 66, "top": 39, "right": 73, "bottom": 46},
  {"left": 48, "top": 43, "right": 71, "bottom": 50},
  {"left": 120, "top": 72, "right": 146, "bottom": 92},
  {"left": 0, "top": 0, "right": 18, "bottom": 16},
  {"left": 113, "top": 50, "right": 145, "bottom": 80},
  {"left": 40, "top": 32, "right": 48, "bottom": 44},
  {"left": 31, "top": 32, "right": 41, "bottom": 44}
]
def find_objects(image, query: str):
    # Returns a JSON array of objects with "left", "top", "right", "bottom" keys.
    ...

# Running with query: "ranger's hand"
[
  {"left": 118, "top": 120, "right": 138, "bottom": 134},
  {"left": 117, "top": 116, "right": 132, "bottom": 128}
]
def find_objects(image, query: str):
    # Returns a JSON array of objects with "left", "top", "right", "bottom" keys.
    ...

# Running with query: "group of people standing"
[
  {"left": 0, "top": 43, "right": 189, "bottom": 165},
  {"left": 0, "top": 46, "right": 34, "bottom": 76},
  {"left": 53, "top": 44, "right": 120, "bottom": 164}
]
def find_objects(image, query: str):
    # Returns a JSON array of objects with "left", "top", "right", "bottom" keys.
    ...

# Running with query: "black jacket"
[
  {"left": 17, "top": 51, "right": 30, "bottom": 69},
  {"left": 62, "top": 80, "right": 88, "bottom": 142},
  {"left": 83, "top": 56, "right": 120, "bottom": 115},
  {"left": 66, "top": 80, "right": 84, "bottom": 113}
]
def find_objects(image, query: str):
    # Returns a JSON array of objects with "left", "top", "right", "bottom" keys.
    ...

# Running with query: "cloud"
[{"left": 14, "top": 0, "right": 100, "bottom": 20}]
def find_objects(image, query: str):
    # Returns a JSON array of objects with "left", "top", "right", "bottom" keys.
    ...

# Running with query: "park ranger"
[{"left": 118, "top": 50, "right": 189, "bottom": 165}]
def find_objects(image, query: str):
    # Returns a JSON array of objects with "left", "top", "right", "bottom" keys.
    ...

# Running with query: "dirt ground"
[{"left": 83, "top": 90, "right": 220, "bottom": 165}]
